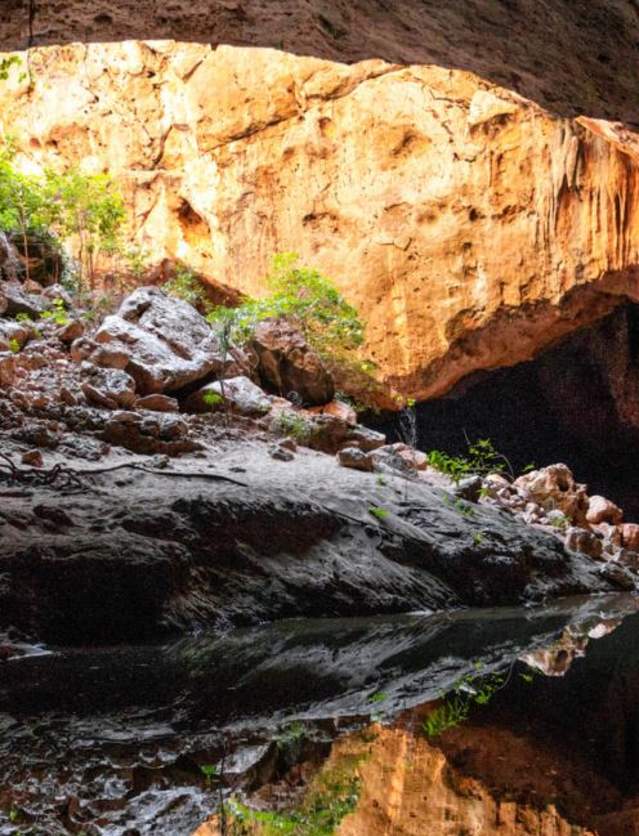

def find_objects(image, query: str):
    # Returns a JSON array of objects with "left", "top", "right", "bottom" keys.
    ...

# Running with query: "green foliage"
[
  {"left": 202, "top": 390, "right": 224, "bottom": 408},
  {"left": 227, "top": 763, "right": 361, "bottom": 836},
  {"left": 367, "top": 691, "right": 388, "bottom": 704},
  {"left": 0, "top": 56, "right": 22, "bottom": 82},
  {"left": 472, "top": 531, "right": 484, "bottom": 546},
  {"left": 40, "top": 298, "right": 69, "bottom": 326},
  {"left": 124, "top": 246, "right": 149, "bottom": 280},
  {"left": 164, "top": 263, "right": 210, "bottom": 310},
  {"left": 428, "top": 438, "right": 514, "bottom": 484},
  {"left": 422, "top": 668, "right": 509, "bottom": 738},
  {"left": 14, "top": 312, "right": 32, "bottom": 323},
  {"left": 200, "top": 763, "right": 220, "bottom": 786},
  {"left": 368, "top": 506, "right": 390, "bottom": 521},
  {"left": 427, "top": 450, "right": 472, "bottom": 484},
  {"left": 207, "top": 253, "right": 365, "bottom": 358},
  {"left": 7, "top": 338, "right": 19, "bottom": 354},
  {"left": 0, "top": 144, "right": 125, "bottom": 287},
  {"left": 454, "top": 499, "right": 475, "bottom": 519},
  {"left": 422, "top": 694, "right": 470, "bottom": 737},
  {"left": 274, "top": 721, "right": 308, "bottom": 750},
  {"left": 271, "top": 412, "right": 312, "bottom": 443},
  {"left": 43, "top": 168, "right": 125, "bottom": 286},
  {"left": 549, "top": 513, "right": 571, "bottom": 531}
]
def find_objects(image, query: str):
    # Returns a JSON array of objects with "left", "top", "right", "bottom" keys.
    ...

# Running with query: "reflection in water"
[{"left": 1, "top": 594, "right": 638, "bottom": 834}]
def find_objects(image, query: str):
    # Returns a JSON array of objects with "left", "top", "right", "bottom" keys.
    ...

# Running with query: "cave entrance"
[{"left": 385, "top": 302, "right": 639, "bottom": 518}]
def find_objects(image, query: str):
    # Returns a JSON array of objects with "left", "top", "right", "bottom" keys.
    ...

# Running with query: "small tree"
[
  {"left": 0, "top": 144, "right": 126, "bottom": 289},
  {"left": 206, "top": 253, "right": 365, "bottom": 358},
  {"left": 43, "top": 170, "right": 126, "bottom": 289},
  {"left": 0, "top": 145, "right": 48, "bottom": 283}
]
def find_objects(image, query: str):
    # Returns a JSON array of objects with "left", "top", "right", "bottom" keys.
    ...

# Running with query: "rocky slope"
[
  {"left": 1, "top": 32, "right": 639, "bottom": 401},
  {"left": 1, "top": 274, "right": 638, "bottom": 648}
]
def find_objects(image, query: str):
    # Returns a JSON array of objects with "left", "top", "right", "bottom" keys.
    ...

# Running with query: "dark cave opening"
[{"left": 380, "top": 302, "right": 639, "bottom": 519}]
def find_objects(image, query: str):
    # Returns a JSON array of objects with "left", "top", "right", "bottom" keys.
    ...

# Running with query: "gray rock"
[
  {"left": 337, "top": 446, "right": 373, "bottom": 472},
  {"left": 0, "top": 281, "right": 48, "bottom": 319},
  {"left": 345, "top": 425, "right": 386, "bottom": 452},
  {"left": 94, "top": 287, "right": 227, "bottom": 395},
  {"left": 81, "top": 367, "right": 136, "bottom": 410},
  {"left": 134, "top": 394, "right": 180, "bottom": 413},
  {"left": 0, "top": 320, "right": 32, "bottom": 352},
  {"left": 369, "top": 445, "right": 416, "bottom": 477},
  {"left": 0, "top": 448, "right": 619, "bottom": 644},
  {"left": 185, "top": 376, "right": 272, "bottom": 416},
  {"left": 564, "top": 526, "right": 604, "bottom": 560},
  {"left": 270, "top": 442, "right": 295, "bottom": 461}
]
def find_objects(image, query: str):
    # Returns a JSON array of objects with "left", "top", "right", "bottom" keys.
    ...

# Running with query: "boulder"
[
  {"left": 586, "top": 495, "right": 623, "bottom": 526},
  {"left": 0, "top": 352, "right": 15, "bottom": 385},
  {"left": 269, "top": 441, "right": 295, "bottom": 461},
  {"left": 308, "top": 399, "right": 357, "bottom": 425},
  {"left": 101, "top": 410, "right": 201, "bottom": 456},
  {"left": 81, "top": 367, "right": 137, "bottom": 410},
  {"left": 453, "top": 475, "right": 484, "bottom": 503},
  {"left": 251, "top": 318, "right": 334, "bottom": 406},
  {"left": 345, "top": 425, "right": 387, "bottom": 452},
  {"left": 185, "top": 376, "right": 272, "bottom": 416},
  {"left": 369, "top": 444, "right": 418, "bottom": 477},
  {"left": 134, "top": 394, "right": 180, "bottom": 413},
  {"left": 0, "top": 320, "right": 32, "bottom": 352},
  {"left": 0, "top": 281, "right": 48, "bottom": 319},
  {"left": 513, "top": 464, "right": 589, "bottom": 524},
  {"left": 57, "top": 319, "right": 84, "bottom": 345},
  {"left": 564, "top": 527, "right": 604, "bottom": 561},
  {"left": 337, "top": 446, "right": 374, "bottom": 472},
  {"left": 620, "top": 523, "right": 639, "bottom": 552},
  {"left": 93, "top": 287, "right": 227, "bottom": 395}
]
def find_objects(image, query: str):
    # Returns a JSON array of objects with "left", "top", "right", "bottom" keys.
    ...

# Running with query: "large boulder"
[
  {"left": 93, "top": 287, "right": 227, "bottom": 395},
  {"left": 513, "top": 464, "right": 589, "bottom": 525},
  {"left": 251, "top": 318, "right": 334, "bottom": 406},
  {"left": 0, "top": 281, "right": 48, "bottom": 319},
  {"left": 185, "top": 375, "right": 272, "bottom": 416}
]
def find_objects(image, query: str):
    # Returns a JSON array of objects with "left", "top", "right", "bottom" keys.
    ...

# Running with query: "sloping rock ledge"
[{"left": 0, "top": 440, "right": 620, "bottom": 646}]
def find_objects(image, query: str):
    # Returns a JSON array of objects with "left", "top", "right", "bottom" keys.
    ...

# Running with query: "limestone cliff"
[{"left": 2, "top": 38, "right": 639, "bottom": 399}]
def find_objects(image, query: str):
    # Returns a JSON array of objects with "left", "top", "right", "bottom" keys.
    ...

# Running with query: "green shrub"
[
  {"left": 271, "top": 412, "right": 312, "bottom": 443},
  {"left": 428, "top": 438, "right": 514, "bottom": 483},
  {"left": 368, "top": 506, "right": 390, "bottom": 521},
  {"left": 40, "top": 298, "right": 69, "bottom": 326},
  {"left": 207, "top": 253, "right": 365, "bottom": 356},
  {"left": 226, "top": 764, "right": 361, "bottom": 836},
  {"left": 8, "top": 338, "right": 20, "bottom": 354},
  {"left": 164, "top": 263, "right": 211, "bottom": 311},
  {"left": 202, "top": 390, "right": 224, "bottom": 408},
  {"left": 422, "top": 669, "right": 507, "bottom": 738}
]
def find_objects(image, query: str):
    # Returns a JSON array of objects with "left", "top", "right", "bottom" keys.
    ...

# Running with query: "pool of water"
[{"left": 2, "top": 593, "right": 639, "bottom": 834}]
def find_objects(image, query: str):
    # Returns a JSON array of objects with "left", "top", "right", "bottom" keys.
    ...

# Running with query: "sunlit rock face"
[{"left": 2, "top": 39, "right": 639, "bottom": 399}]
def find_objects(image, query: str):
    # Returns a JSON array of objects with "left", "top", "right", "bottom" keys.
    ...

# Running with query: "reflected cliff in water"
[{"left": 2, "top": 593, "right": 639, "bottom": 834}]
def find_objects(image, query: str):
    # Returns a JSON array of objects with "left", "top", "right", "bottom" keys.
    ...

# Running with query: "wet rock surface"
[{"left": 0, "top": 450, "right": 617, "bottom": 645}]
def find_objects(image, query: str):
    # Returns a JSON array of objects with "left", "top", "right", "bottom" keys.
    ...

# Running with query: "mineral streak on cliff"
[{"left": 2, "top": 35, "right": 639, "bottom": 400}]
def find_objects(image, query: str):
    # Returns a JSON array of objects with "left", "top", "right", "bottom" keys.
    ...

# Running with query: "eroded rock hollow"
[{"left": 2, "top": 33, "right": 639, "bottom": 400}]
